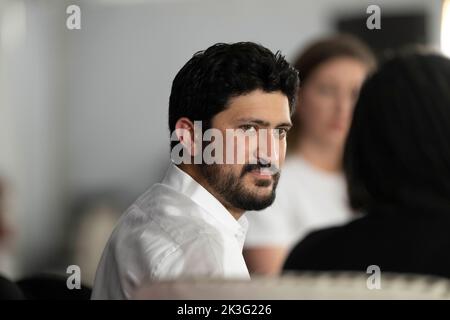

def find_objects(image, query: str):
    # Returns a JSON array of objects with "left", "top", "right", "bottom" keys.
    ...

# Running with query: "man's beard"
[{"left": 200, "top": 163, "right": 280, "bottom": 211}]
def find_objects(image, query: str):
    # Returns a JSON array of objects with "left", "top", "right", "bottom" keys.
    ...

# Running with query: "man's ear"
[{"left": 174, "top": 117, "right": 201, "bottom": 157}]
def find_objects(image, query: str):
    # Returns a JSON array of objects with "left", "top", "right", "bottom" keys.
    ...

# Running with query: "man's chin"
[
  {"left": 242, "top": 195, "right": 276, "bottom": 211},
  {"left": 251, "top": 185, "right": 274, "bottom": 197},
  {"left": 237, "top": 188, "right": 276, "bottom": 211}
]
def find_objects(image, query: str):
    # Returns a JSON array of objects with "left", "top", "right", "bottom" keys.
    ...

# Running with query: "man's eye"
[
  {"left": 273, "top": 128, "right": 288, "bottom": 139},
  {"left": 240, "top": 125, "right": 257, "bottom": 135}
]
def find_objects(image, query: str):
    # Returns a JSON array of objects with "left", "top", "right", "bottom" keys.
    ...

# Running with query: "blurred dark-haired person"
[
  {"left": 92, "top": 42, "right": 299, "bottom": 299},
  {"left": 284, "top": 51, "right": 450, "bottom": 279},
  {"left": 244, "top": 35, "right": 376, "bottom": 275}
]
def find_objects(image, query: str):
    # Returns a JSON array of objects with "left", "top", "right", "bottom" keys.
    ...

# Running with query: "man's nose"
[{"left": 254, "top": 129, "right": 279, "bottom": 164}]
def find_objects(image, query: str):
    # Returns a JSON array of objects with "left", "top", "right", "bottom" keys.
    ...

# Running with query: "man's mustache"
[{"left": 241, "top": 162, "right": 280, "bottom": 177}]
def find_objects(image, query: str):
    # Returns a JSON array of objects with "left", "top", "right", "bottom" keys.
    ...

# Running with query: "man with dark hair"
[{"left": 92, "top": 42, "right": 299, "bottom": 299}]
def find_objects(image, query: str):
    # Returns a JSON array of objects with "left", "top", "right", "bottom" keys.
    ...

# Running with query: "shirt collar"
[{"left": 162, "top": 163, "right": 248, "bottom": 244}]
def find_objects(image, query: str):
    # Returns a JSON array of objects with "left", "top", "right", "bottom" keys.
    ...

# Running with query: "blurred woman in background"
[
  {"left": 244, "top": 34, "right": 376, "bottom": 275},
  {"left": 284, "top": 51, "right": 450, "bottom": 278}
]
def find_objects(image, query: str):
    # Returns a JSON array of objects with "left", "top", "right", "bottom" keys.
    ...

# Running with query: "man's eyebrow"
[
  {"left": 237, "top": 118, "right": 292, "bottom": 129},
  {"left": 236, "top": 118, "right": 270, "bottom": 127},
  {"left": 277, "top": 122, "right": 293, "bottom": 129},
  {"left": 236, "top": 118, "right": 292, "bottom": 128}
]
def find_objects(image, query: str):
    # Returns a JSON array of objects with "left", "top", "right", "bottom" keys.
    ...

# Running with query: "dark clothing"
[
  {"left": 0, "top": 275, "right": 24, "bottom": 300},
  {"left": 283, "top": 205, "right": 450, "bottom": 279}
]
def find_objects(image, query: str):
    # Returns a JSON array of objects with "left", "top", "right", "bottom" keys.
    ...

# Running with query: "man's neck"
[{"left": 177, "top": 163, "right": 244, "bottom": 220}]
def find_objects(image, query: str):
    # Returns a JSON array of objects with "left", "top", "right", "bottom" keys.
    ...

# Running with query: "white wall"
[{"left": 0, "top": 0, "right": 68, "bottom": 275}]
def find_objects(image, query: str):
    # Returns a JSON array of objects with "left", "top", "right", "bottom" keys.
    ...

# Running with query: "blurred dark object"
[
  {"left": 0, "top": 178, "right": 14, "bottom": 245},
  {"left": 336, "top": 12, "right": 427, "bottom": 59},
  {"left": 17, "top": 274, "right": 91, "bottom": 300},
  {"left": 0, "top": 275, "right": 24, "bottom": 300},
  {"left": 0, "top": 180, "right": 7, "bottom": 242}
]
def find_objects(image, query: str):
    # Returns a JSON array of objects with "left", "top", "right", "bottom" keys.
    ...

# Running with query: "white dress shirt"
[{"left": 91, "top": 163, "right": 250, "bottom": 299}]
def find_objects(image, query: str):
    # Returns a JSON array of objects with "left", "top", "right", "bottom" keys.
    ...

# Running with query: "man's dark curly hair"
[{"left": 168, "top": 42, "right": 299, "bottom": 149}]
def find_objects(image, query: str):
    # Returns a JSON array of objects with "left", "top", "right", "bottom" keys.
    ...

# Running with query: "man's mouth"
[
  {"left": 248, "top": 168, "right": 276, "bottom": 178},
  {"left": 241, "top": 162, "right": 280, "bottom": 180}
]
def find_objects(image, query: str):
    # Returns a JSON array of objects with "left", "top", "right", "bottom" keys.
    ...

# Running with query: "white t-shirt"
[
  {"left": 92, "top": 164, "right": 249, "bottom": 300},
  {"left": 245, "top": 156, "right": 354, "bottom": 250}
]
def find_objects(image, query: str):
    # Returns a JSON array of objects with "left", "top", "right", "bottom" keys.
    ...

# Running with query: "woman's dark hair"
[
  {"left": 344, "top": 51, "right": 450, "bottom": 213},
  {"left": 168, "top": 42, "right": 299, "bottom": 149},
  {"left": 287, "top": 34, "right": 376, "bottom": 153}
]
